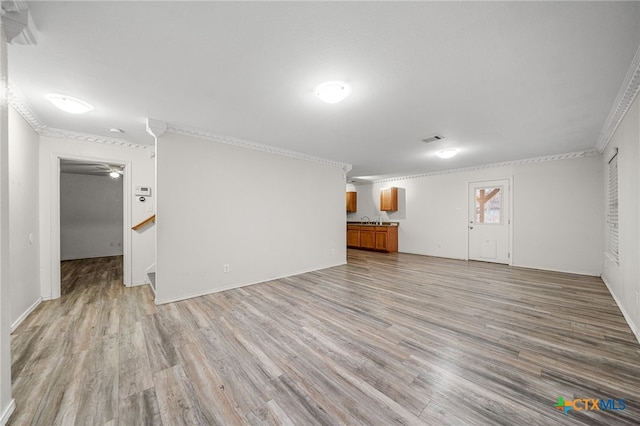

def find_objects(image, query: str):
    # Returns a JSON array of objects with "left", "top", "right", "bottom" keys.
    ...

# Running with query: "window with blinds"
[{"left": 608, "top": 149, "right": 619, "bottom": 261}]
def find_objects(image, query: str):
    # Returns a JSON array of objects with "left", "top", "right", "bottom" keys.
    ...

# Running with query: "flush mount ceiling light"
[
  {"left": 45, "top": 94, "right": 94, "bottom": 114},
  {"left": 315, "top": 81, "right": 351, "bottom": 104},
  {"left": 435, "top": 148, "right": 460, "bottom": 159}
]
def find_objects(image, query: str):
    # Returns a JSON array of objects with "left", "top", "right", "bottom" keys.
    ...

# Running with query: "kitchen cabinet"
[
  {"left": 380, "top": 187, "right": 398, "bottom": 211},
  {"left": 346, "top": 191, "right": 357, "bottom": 212},
  {"left": 347, "top": 227, "right": 360, "bottom": 247},
  {"left": 375, "top": 228, "right": 388, "bottom": 251},
  {"left": 346, "top": 224, "right": 398, "bottom": 253},
  {"left": 359, "top": 228, "right": 375, "bottom": 249}
]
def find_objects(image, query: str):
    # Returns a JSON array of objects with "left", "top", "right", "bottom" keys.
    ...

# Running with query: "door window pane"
[{"left": 475, "top": 187, "right": 502, "bottom": 224}]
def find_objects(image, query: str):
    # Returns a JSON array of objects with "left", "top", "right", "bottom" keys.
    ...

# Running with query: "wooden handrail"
[{"left": 132, "top": 214, "right": 156, "bottom": 230}]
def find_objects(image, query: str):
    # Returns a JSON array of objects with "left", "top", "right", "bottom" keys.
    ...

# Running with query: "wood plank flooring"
[{"left": 9, "top": 251, "right": 640, "bottom": 425}]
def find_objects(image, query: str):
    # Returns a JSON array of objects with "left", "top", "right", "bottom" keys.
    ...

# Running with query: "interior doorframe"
[
  {"left": 50, "top": 153, "right": 132, "bottom": 299},
  {"left": 466, "top": 177, "right": 514, "bottom": 266}
]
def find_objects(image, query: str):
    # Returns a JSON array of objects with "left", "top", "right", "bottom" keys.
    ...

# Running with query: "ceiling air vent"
[{"left": 422, "top": 135, "right": 444, "bottom": 143}]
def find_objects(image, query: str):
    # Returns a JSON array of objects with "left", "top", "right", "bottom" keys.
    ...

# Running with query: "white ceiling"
[{"left": 9, "top": 1, "right": 640, "bottom": 179}]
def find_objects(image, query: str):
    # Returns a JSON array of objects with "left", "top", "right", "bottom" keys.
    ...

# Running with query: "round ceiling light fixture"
[
  {"left": 315, "top": 81, "right": 351, "bottom": 104},
  {"left": 435, "top": 148, "right": 460, "bottom": 159},
  {"left": 109, "top": 171, "right": 120, "bottom": 178},
  {"left": 46, "top": 94, "right": 94, "bottom": 114}
]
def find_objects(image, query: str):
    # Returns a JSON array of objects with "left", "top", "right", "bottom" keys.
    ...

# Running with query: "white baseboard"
[
  {"left": 0, "top": 399, "right": 15, "bottom": 426},
  {"left": 602, "top": 275, "right": 640, "bottom": 345},
  {"left": 154, "top": 261, "right": 346, "bottom": 305},
  {"left": 60, "top": 252, "right": 124, "bottom": 261},
  {"left": 11, "top": 297, "right": 42, "bottom": 333}
]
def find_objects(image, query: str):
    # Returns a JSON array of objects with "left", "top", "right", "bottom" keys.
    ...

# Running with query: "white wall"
[
  {"left": 156, "top": 132, "right": 346, "bottom": 304},
  {"left": 512, "top": 156, "right": 603, "bottom": 274},
  {"left": 39, "top": 135, "right": 155, "bottom": 299},
  {"left": 348, "top": 154, "right": 603, "bottom": 276},
  {"left": 602, "top": 93, "right": 640, "bottom": 341},
  {"left": 60, "top": 173, "right": 123, "bottom": 260},
  {"left": 0, "top": 28, "right": 13, "bottom": 426},
  {"left": 8, "top": 108, "right": 40, "bottom": 330}
]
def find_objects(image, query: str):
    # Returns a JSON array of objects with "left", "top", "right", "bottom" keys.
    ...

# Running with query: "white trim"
[
  {"left": 50, "top": 153, "right": 132, "bottom": 299},
  {"left": 596, "top": 43, "right": 640, "bottom": 152},
  {"left": 155, "top": 262, "right": 346, "bottom": 305},
  {"left": 373, "top": 149, "right": 600, "bottom": 183},
  {"left": 8, "top": 84, "right": 150, "bottom": 150},
  {"left": 0, "top": 400, "right": 15, "bottom": 426},
  {"left": 10, "top": 84, "right": 347, "bottom": 171},
  {"left": 7, "top": 83, "right": 45, "bottom": 132},
  {"left": 60, "top": 253, "right": 124, "bottom": 261},
  {"left": 50, "top": 155, "right": 60, "bottom": 299},
  {"left": 122, "top": 162, "right": 132, "bottom": 287},
  {"left": 10, "top": 297, "right": 42, "bottom": 333},
  {"left": 512, "top": 263, "right": 600, "bottom": 278},
  {"left": 41, "top": 128, "right": 148, "bottom": 150},
  {"left": 165, "top": 122, "right": 353, "bottom": 173},
  {"left": 601, "top": 275, "right": 640, "bottom": 345}
]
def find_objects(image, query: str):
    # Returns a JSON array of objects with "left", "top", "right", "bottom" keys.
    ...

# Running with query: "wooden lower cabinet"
[
  {"left": 346, "top": 228, "right": 360, "bottom": 247},
  {"left": 360, "top": 229, "right": 376, "bottom": 249},
  {"left": 347, "top": 225, "right": 398, "bottom": 253},
  {"left": 375, "top": 230, "right": 387, "bottom": 250}
]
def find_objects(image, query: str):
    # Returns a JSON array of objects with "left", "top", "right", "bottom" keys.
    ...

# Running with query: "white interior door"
[{"left": 468, "top": 179, "right": 510, "bottom": 264}]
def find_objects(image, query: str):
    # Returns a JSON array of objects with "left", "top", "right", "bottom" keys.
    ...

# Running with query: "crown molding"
[
  {"left": 40, "top": 128, "right": 148, "bottom": 150},
  {"left": 146, "top": 118, "right": 167, "bottom": 139},
  {"left": 7, "top": 83, "right": 46, "bottom": 132},
  {"left": 372, "top": 149, "right": 601, "bottom": 184},
  {"left": 596, "top": 43, "right": 640, "bottom": 152},
  {"left": 9, "top": 84, "right": 148, "bottom": 150},
  {"left": 165, "top": 123, "right": 352, "bottom": 173}
]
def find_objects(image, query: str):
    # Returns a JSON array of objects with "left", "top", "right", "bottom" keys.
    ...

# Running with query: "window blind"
[{"left": 608, "top": 149, "right": 619, "bottom": 261}]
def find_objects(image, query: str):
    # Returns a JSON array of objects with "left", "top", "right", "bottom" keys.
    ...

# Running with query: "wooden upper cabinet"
[
  {"left": 380, "top": 187, "right": 398, "bottom": 211},
  {"left": 346, "top": 191, "right": 357, "bottom": 212}
]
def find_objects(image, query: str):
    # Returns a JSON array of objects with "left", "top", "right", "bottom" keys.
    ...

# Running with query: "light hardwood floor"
[{"left": 9, "top": 251, "right": 640, "bottom": 425}]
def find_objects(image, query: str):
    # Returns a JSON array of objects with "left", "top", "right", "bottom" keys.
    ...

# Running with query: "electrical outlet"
[
  {"left": 223, "top": 264, "right": 230, "bottom": 273},
  {"left": 330, "top": 248, "right": 336, "bottom": 255}
]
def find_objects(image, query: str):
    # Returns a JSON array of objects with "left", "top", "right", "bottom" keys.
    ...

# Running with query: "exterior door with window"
[{"left": 468, "top": 179, "right": 510, "bottom": 264}]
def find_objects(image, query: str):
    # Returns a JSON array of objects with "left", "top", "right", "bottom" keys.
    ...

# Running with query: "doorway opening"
[
  {"left": 59, "top": 159, "right": 126, "bottom": 295},
  {"left": 49, "top": 155, "right": 132, "bottom": 299}
]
